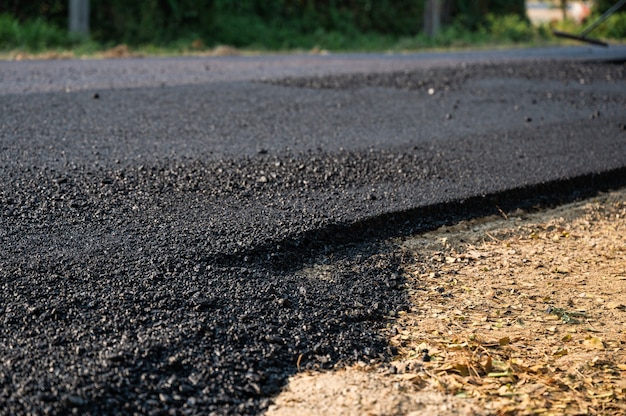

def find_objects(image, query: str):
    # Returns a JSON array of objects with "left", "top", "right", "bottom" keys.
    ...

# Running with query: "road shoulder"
[{"left": 268, "top": 187, "right": 626, "bottom": 415}]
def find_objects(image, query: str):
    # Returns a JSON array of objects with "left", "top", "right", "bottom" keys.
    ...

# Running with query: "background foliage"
[
  {"left": 0, "top": 0, "right": 624, "bottom": 52},
  {"left": 1, "top": 0, "right": 525, "bottom": 47}
]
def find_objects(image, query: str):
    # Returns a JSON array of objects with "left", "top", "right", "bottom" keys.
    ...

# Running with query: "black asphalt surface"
[{"left": 1, "top": 47, "right": 626, "bottom": 415}]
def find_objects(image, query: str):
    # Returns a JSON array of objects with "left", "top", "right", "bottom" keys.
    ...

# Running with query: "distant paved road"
[
  {"left": 1, "top": 47, "right": 625, "bottom": 415},
  {"left": 2, "top": 45, "right": 626, "bottom": 95}
]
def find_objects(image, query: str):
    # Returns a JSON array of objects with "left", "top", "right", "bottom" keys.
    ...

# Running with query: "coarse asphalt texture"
[{"left": 1, "top": 46, "right": 626, "bottom": 415}]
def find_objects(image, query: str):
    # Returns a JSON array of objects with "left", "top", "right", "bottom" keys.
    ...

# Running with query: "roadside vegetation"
[{"left": 0, "top": 1, "right": 624, "bottom": 58}]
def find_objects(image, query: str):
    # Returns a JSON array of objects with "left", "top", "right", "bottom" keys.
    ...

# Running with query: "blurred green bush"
[
  {"left": 0, "top": 13, "right": 80, "bottom": 51},
  {"left": 0, "top": 0, "right": 526, "bottom": 48},
  {"left": 0, "top": 0, "right": 622, "bottom": 52}
]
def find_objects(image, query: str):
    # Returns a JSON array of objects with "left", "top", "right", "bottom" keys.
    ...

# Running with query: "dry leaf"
[
  {"left": 454, "top": 363, "right": 470, "bottom": 377},
  {"left": 529, "top": 365, "right": 548, "bottom": 374},
  {"left": 397, "top": 373, "right": 421, "bottom": 382},
  {"left": 483, "top": 356, "right": 493, "bottom": 374},
  {"left": 583, "top": 337, "right": 605, "bottom": 350}
]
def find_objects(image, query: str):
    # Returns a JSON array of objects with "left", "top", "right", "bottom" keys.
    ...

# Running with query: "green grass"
[
  {"left": 0, "top": 13, "right": 85, "bottom": 52},
  {"left": 0, "top": 12, "right": 624, "bottom": 60}
]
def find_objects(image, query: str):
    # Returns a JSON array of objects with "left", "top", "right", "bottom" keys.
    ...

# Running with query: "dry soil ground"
[{"left": 267, "top": 187, "right": 626, "bottom": 415}]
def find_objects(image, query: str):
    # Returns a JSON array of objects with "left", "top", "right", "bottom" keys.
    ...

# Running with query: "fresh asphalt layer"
[{"left": 1, "top": 46, "right": 625, "bottom": 414}]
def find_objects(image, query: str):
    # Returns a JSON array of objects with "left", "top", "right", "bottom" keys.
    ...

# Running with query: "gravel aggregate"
[{"left": 1, "top": 54, "right": 625, "bottom": 415}]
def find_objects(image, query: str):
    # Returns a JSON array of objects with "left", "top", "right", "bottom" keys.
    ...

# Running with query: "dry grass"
[
  {"left": 269, "top": 187, "right": 626, "bottom": 415},
  {"left": 0, "top": 43, "right": 246, "bottom": 61},
  {"left": 390, "top": 187, "right": 626, "bottom": 415}
]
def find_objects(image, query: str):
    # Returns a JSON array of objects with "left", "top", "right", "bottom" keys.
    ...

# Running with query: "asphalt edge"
[{"left": 214, "top": 166, "right": 626, "bottom": 270}]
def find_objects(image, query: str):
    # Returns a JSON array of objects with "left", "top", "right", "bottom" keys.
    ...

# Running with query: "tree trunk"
[
  {"left": 560, "top": 0, "right": 569, "bottom": 21},
  {"left": 424, "top": 0, "right": 441, "bottom": 37},
  {"left": 69, "top": 0, "right": 90, "bottom": 36}
]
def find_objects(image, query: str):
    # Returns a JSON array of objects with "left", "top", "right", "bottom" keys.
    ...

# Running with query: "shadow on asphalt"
[
  {"left": 1, "top": 158, "right": 625, "bottom": 414},
  {"left": 2, "top": 57, "right": 626, "bottom": 414}
]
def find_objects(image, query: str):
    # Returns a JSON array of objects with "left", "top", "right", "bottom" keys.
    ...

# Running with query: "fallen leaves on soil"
[
  {"left": 269, "top": 188, "right": 626, "bottom": 415},
  {"left": 391, "top": 188, "right": 626, "bottom": 415}
]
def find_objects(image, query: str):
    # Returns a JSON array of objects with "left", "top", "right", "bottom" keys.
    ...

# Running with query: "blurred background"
[{"left": 0, "top": 1, "right": 624, "bottom": 57}]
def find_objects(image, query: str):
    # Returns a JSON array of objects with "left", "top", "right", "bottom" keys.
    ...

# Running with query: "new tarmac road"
[{"left": 1, "top": 46, "right": 625, "bottom": 414}]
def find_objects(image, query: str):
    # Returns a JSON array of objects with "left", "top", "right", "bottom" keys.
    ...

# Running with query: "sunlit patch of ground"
[{"left": 268, "top": 187, "right": 626, "bottom": 415}]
